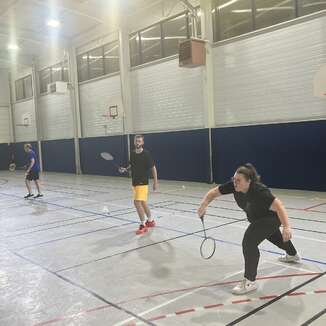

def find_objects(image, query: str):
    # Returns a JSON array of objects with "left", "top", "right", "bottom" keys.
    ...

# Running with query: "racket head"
[
  {"left": 9, "top": 163, "right": 16, "bottom": 172},
  {"left": 100, "top": 152, "right": 114, "bottom": 161},
  {"left": 200, "top": 237, "right": 216, "bottom": 259}
]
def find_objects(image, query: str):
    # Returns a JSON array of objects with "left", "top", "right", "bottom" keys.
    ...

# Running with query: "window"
[
  {"left": 88, "top": 47, "right": 104, "bottom": 79},
  {"left": 255, "top": 0, "right": 295, "bottom": 30},
  {"left": 216, "top": 0, "right": 253, "bottom": 41},
  {"left": 77, "top": 54, "right": 88, "bottom": 82},
  {"left": 23, "top": 75, "right": 33, "bottom": 98},
  {"left": 212, "top": 0, "right": 326, "bottom": 42},
  {"left": 298, "top": 0, "right": 326, "bottom": 16},
  {"left": 15, "top": 75, "right": 33, "bottom": 101},
  {"left": 130, "top": 33, "right": 141, "bottom": 66},
  {"left": 15, "top": 79, "right": 24, "bottom": 101},
  {"left": 51, "top": 64, "right": 63, "bottom": 83},
  {"left": 39, "top": 62, "right": 68, "bottom": 94},
  {"left": 63, "top": 61, "right": 69, "bottom": 82},
  {"left": 104, "top": 41, "right": 120, "bottom": 74},
  {"left": 77, "top": 41, "right": 120, "bottom": 82},
  {"left": 162, "top": 14, "right": 188, "bottom": 57},
  {"left": 140, "top": 24, "right": 163, "bottom": 64},
  {"left": 188, "top": 11, "right": 202, "bottom": 38},
  {"left": 40, "top": 68, "right": 51, "bottom": 94}
]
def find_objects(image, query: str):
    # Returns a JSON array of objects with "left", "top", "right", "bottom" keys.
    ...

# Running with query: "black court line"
[
  {"left": 156, "top": 203, "right": 326, "bottom": 235},
  {"left": 16, "top": 221, "right": 135, "bottom": 251},
  {"left": 9, "top": 200, "right": 173, "bottom": 233},
  {"left": 6, "top": 200, "right": 172, "bottom": 236},
  {"left": 300, "top": 307, "right": 326, "bottom": 326},
  {"left": 12, "top": 251, "right": 156, "bottom": 326},
  {"left": 55, "top": 218, "right": 246, "bottom": 273},
  {"left": 2, "top": 191, "right": 326, "bottom": 270},
  {"left": 226, "top": 271, "right": 326, "bottom": 326},
  {"left": 6, "top": 210, "right": 134, "bottom": 238},
  {"left": 11, "top": 214, "right": 98, "bottom": 232},
  {"left": 173, "top": 200, "right": 326, "bottom": 224},
  {"left": 8, "top": 214, "right": 130, "bottom": 239}
]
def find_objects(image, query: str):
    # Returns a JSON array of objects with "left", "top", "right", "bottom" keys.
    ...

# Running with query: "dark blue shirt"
[{"left": 28, "top": 150, "right": 40, "bottom": 173}]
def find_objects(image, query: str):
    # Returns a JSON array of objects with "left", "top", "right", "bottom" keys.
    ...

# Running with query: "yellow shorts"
[{"left": 133, "top": 185, "right": 149, "bottom": 201}]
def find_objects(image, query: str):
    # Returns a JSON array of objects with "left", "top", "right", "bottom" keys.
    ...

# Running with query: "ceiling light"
[
  {"left": 47, "top": 19, "right": 61, "bottom": 28},
  {"left": 7, "top": 43, "right": 19, "bottom": 50}
]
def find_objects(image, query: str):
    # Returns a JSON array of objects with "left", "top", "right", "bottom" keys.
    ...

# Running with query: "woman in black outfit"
[{"left": 198, "top": 163, "right": 300, "bottom": 295}]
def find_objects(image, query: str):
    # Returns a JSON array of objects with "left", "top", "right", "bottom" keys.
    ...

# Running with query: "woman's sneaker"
[
  {"left": 232, "top": 278, "right": 257, "bottom": 295},
  {"left": 278, "top": 253, "right": 301, "bottom": 263}
]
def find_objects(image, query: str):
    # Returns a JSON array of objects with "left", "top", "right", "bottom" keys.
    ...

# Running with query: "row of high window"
[{"left": 16, "top": 0, "right": 326, "bottom": 100}]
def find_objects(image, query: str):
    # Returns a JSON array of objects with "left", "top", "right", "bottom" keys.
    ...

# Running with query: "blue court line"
[{"left": 1, "top": 191, "right": 326, "bottom": 269}]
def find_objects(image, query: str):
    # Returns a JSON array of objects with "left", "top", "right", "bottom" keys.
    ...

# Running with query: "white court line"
[
  {"left": 111, "top": 268, "right": 246, "bottom": 326},
  {"left": 263, "top": 259, "right": 317, "bottom": 273},
  {"left": 113, "top": 263, "right": 306, "bottom": 326}
]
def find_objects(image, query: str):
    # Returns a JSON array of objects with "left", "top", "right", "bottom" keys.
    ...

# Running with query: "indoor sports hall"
[{"left": 0, "top": 1, "right": 325, "bottom": 326}]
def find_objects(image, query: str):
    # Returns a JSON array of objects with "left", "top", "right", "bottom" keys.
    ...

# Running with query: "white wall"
[
  {"left": 0, "top": 69, "right": 11, "bottom": 143},
  {"left": 38, "top": 93, "right": 74, "bottom": 140},
  {"left": 131, "top": 58, "right": 205, "bottom": 132},
  {"left": 79, "top": 75, "right": 123, "bottom": 137},
  {"left": 213, "top": 16, "right": 326, "bottom": 127},
  {"left": 13, "top": 99, "right": 37, "bottom": 142}
]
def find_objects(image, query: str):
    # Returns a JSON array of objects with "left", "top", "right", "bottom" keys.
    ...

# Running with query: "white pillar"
[
  {"left": 200, "top": 0, "right": 216, "bottom": 183},
  {"left": 68, "top": 46, "right": 82, "bottom": 174},
  {"left": 118, "top": 26, "right": 133, "bottom": 135},
  {"left": 31, "top": 62, "right": 44, "bottom": 172}
]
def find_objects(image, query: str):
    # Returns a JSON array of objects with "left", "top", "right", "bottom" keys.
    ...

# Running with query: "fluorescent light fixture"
[
  {"left": 7, "top": 43, "right": 19, "bottom": 50},
  {"left": 47, "top": 19, "right": 61, "bottom": 28}
]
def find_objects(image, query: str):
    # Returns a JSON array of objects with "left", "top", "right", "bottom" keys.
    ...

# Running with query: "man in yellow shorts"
[{"left": 119, "top": 135, "right": 158, "bottom": 235}]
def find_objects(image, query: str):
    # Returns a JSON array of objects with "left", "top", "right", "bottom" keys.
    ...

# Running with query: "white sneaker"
[
  {"left": 278, "top": 253, "right": 301, "bottom": 263},
  {"left": 232, "top": 278, "right": 257, "bottom": 295}
]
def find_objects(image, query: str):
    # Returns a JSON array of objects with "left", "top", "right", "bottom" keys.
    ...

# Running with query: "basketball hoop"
[{"left": 102, "top": 105, "right": 119, "bottom": 120}]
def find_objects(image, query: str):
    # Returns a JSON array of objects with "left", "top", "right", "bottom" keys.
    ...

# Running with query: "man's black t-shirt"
[
  {"left": 130, "top": 149, "right": 154, "bottom": 186},
  {"left": 219, "top": 181, "right": 277, "bottom": 222}
]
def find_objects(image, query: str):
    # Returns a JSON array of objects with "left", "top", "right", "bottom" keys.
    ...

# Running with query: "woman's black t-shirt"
[{"left": 219, "top": 181, "right": 277, "bottom": 222}]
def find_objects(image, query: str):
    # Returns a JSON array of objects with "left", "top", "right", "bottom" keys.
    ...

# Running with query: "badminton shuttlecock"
[
  {"left": 102, "top": 206, "right": 109, "bottom": 214},
  {"left": 182, "top": 185, "right": 186, "bottom": 189}
]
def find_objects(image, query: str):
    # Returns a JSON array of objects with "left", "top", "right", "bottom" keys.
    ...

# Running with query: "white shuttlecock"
[
  {"left": 102, "top": 206, "right": 109, "bottom": 214},
  {"left": 182, "top": 185, "right": 186, "bottom": 189}
]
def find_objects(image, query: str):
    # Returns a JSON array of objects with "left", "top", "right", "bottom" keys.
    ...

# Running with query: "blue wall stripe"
[
  {"left": 212, "top": 120, "right": 326, "bottom": 191},
  {"left": 79, "top": 135, "right": 128, "bottom": 176},
  {"left": 130, "top": 129, "right": 210, "bottom": 183},
  {"left": 0, "top": 143, "right": 9, "bottom": 170},
  {"left": 42, "top": 139, "right": 76, "bottom": 173}
]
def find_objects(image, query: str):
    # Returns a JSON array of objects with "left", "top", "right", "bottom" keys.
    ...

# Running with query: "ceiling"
[{"left": 0, "top": 0, "right": 196, "bottom": 69}]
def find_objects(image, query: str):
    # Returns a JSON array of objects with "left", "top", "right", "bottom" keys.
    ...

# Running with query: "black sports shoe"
[
  {"left": 34, "top": 194, "right": 44, "bottom": 199},
  {"left": 24, "top": 193, "right": 34, "bottom": 199}
]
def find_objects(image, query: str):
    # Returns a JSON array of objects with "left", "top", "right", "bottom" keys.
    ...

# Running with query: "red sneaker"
[
  {"left": 136, "top": 224, "right": 148, "bottom": 235},
  {"left": 145, "top": 220, "right": 156, "bottom": 228}
]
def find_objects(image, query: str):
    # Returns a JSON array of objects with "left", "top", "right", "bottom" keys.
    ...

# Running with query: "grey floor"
[{"left": 0, "top": 171, "right": 325, "bottom": 326}]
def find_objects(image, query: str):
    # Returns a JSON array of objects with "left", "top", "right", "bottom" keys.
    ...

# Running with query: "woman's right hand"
[{"left": 197, "top": 204, "right": 207, "bottom": 218}]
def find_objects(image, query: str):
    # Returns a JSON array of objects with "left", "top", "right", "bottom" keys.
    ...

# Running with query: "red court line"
[
  {"left": 32, "top": 272, "right": 320, "bottom": 326},
  {"left": 304, "top": 202, "right": 326, "bottom": 211},
  {"left": 128, "top": 289, "right": 326, "bottom": 325}
]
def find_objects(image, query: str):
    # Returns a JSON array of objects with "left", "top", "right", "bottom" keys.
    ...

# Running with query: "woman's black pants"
[{"left": 242, "top": 217, "right": 297, "bottom": 281}]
